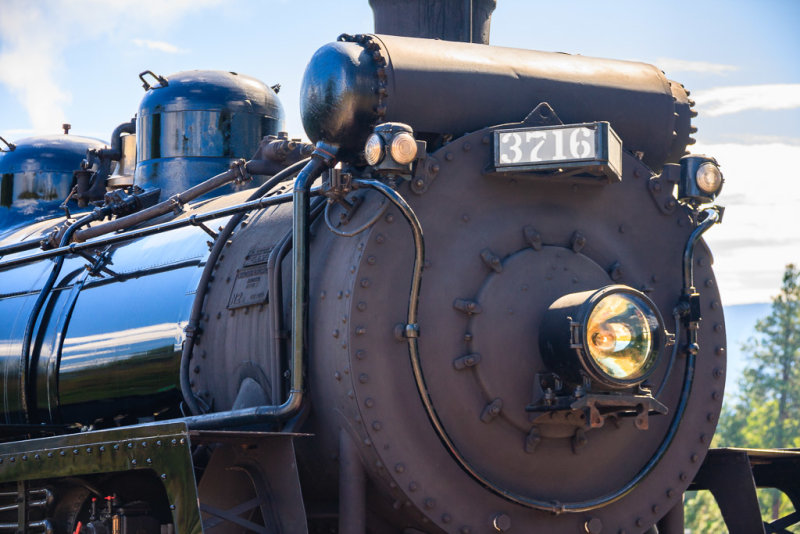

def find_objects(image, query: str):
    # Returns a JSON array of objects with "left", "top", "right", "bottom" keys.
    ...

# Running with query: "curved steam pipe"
[{"left": 183, "top": 143, "right": 337, "bottom": 429}]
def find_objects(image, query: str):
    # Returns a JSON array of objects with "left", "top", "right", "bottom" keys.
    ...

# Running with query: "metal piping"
[
  {"left": 184, "top": 143, "right": 337, "bottom": 430},
  {"left": 18, "top": 210, "right": 103, "bottom": 423},
  {"left": 0, "top": 189, "right": 317, "bottom": 272},
  {"left": 352, "top": 178, "right": 708, "bottom": 513},
  {"left": 683, "top": 207, "right": 722, "bottom": 294},
  {"left": 179, "top": 158, "right": 312, "bottom": 415},
  {"left": 73, "top": 158, "right": 282, "bottom": 243}
]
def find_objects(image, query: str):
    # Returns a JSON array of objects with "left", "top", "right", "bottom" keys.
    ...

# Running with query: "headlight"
[
  {"left": 696, "top": 162, "right": 723, "bottom": 195},
  {"left": 390, "top": 132, "right": 418, "bottom": 164},
  {"left": 679, "top": 154, "right": 723, "bottom": 203},
  {"left": 540, "top": 285, "right": 664, "bottom": 388},
  {"left": 364, "top": 133, "right": 384, "bottom": 166}
]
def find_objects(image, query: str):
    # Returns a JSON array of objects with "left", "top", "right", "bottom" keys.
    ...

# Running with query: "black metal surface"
[
  {"left": 369, "top": 0, "right": 496, "bottom": 44},
  {"left": 135, "top": 70, "right": 284, "bottom": 199},
  {"left": 301, "top": 33, "right": 695, "bottom": 171}
]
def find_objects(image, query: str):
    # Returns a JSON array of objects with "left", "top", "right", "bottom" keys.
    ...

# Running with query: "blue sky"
[{"left": 1, "top": 0, "right": 798, "bottom": 304}]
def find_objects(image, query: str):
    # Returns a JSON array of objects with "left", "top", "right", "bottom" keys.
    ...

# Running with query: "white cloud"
[
  {"left": 695, "top": 142, "right": 800, "bottom": 305},
  {"left": 655, "top": 57, "right": 739, "bottom": 75},
  {"left": 132, "top": 39, "right": 185, "bottom": 54},
  {"left": 692, "top": 84, "right": 800, "bottom": 116},
  {"left": 0, "top": 0, "right": 223, "bottom": 133}
]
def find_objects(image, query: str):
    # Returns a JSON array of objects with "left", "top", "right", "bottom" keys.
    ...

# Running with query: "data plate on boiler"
[{"left": 492, "top": 121, "right": 622, "bottom": 182}]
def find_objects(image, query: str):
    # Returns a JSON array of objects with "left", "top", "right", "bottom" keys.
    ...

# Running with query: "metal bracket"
[{"left": 649, "top": 163, "right": 680, "bottom": 214}]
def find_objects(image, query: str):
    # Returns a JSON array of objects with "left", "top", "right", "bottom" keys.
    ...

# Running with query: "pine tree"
[{"left": 738, "top": 264, "right": 800, "bottom": 519}]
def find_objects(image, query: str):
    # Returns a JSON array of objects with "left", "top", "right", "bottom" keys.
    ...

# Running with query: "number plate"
[{"left": 492, "top": 122, "right": 622, "bottom": 182}]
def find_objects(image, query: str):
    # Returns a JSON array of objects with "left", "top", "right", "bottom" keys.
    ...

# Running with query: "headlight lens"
[
  {"left": 586, "top": 293, "right": 657, "bottom": 381},
  {"left": 695, "top": 162, "right": 723, "bottom": 194},
  {"left": 389, "top": 132, "right": 418, "bottom": 165},
  {"left": 540, "top": 285, "right": 664, "bottom": 388},
  {"left": 364, "top": 133, "right": 384, "bottom": 166}
]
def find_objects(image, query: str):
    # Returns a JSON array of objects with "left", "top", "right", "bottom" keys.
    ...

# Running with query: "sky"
[{"left": 1, "top": 0, "right": 798, "bottom": 306}]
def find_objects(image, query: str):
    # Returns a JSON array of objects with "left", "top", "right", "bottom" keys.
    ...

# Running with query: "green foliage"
[{"left": 684, "top": 264, "right": 800, "bottom": 532}]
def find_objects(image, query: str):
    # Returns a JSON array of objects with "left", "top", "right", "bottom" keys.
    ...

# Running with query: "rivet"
[
  {"left": 357, "top": 301, "right": 367, "bottom": 311},
  {"left": 680, "top": 472, "right": 688, "bottom": 481},
  {"left": 636, "top": 518, "right": 644, "bottom": 528},
  {"left": 363, "top": 438, "right": 372, "bottom": 446},
  {"left": 364, "top": 397, "right": 375, "bottom": 408},
  {"left": 372, "top": 421, "right": 382, "bottom": 431},
  {"left": 691, "top": 453, "right": 699, "bottom": 463},
  {"left": 395, "top": 463, "right": 406, "bottom": 473},
  {"left": 461, "top": 527, "right": 472, "bottom": 534},
  {"left": 618, "top": 224, "right": 626, "bottom": 233},
  {"left": 463, "top": 143, "right": 471, "bottom": 152},
  {"left": 482, "top": 135, "right": 490, "bottom": 145},
  {"left": 424, "top": 498, "right": 436, "bottom": 509},
  {"left": 707, "top": 412, "right": 714, "bottom": 422},
  {"left": 355, "top": 326, "right": 366, "bottom": 335},
  {"left": 131, "top": 459, "right": 137, "bottom": 465},
  {"left": 700, "top": 433, "right": 707, "bottom": 444},
  {"left": 442, "top": 513, "right": 452, "bottom": 523},
  {"left": 431, "top": 164, "right": 440, "bottom": 173},
  {"left": 584, "top": 517, "right": 602, "bottom": 534},
  {"left": 464, "top": 333, "right": 473, "bottom": 342},
  {"left": 385, "top": 213, "right": 394, "bottom": 223},
  {"left": 60, "top": 450, "right": 66, "bottom": 456},
  {"left": 146, "top": 458, "right": 152, "bottom": 464},
  {"left": 716, "top": 346, "right": 725, "bottom": 356},
  {"left": 634, "top": 168, "right": 642, "bottom": 178},
  {"left": 349, "top": 265, "right": 356, "bottom": 273},
  {"left": 345, "top": 290, "right": 351, "bottom": 298},
  {"left": 10, "top": 457, "right": 15, "bottom": 462},
  {"left": 356, "top": 350, "right": 366, "bottom": 360},
  {"left": 445, "top": 152, "right": 454, "bottom": 161},
  {"left": 347, "top": 390, "right": 355, "bottom": 399},
  {"left": 651, "top": 274, "right": 659, "bottom": 283},
  {"left": 393, "top": 501, "right": 402, "bottom": 510},
  {"left": 376, "top": 234, "right": 385, "bottom": 244},
  {"left": 170, "top": 505, "right": 176, "bottom": 510},
  {"left": 34, "top": 454, "right": 40, "bottom": 460},
  {"left": 713, "top": 368, "right": 723, "bottom": 379},
  {"left": 652, "top": 504, "right": 660, "bottom": 514},
  {"left": 128, "top": 443, "right": 134, "bottom": 449},
  {"left": 714, "top": 323, "right": 723, "bottom": 333},
  {"left": 711, "top": 391, "right": 720, "bottom": 401},
  {"left": 389, "top": 481, "right": 397, "bottom": 489},
  {"left": 342, "top": 315, "right": 348, "bottom": 324},
  {"left": 367, "top": 255, "right": 377, "bottom": 265},
  {"left": 360, "top": 278, "right": 371, "bottom": 288},
  {"left": 113, "top": 444, "right": 120, "bottom": 451},
  {"left": 161, "top": 474, "right": 167, "bottom": 479},
  {"left": 334, "top": 372, "right": 342, "bottom": 381},
  {"left": 337, "top": 291, "right": 343, "bottom": 299},
  {"left": 73, "top": 449, "right": 79, "bottom": 455},
  {"left": 492, "top": 513, "right": 511, "bottom": 532},
  {"left": 409, "top": 481, "right": 419, "bottom": 491},
  {"left": 320, "top": 291, "right": 326, "bottom": 300},
  {"left": 667, "top": 488, "right": 675, "bottom": 498},
  {"left": 705, "top": 279, "right": 714, "bottom": 288},
  {"left": 359, "top": 373, "right": 369, "bottom": 384},
  {"left": 22, "top": 455, "right": 27, "bottom": 461},
  {"left": 462, "top": 214, "right": 470, "bottom": 222},
  {"left": 332, "top": 329, "right": 340, "bottom": 338},
  {"left": 47, "top": 453, "right": 53, "bottom": 458},
  {"left": 414, "top": 178, "right": 424, "bottom": 188},
  {"left": 87, "top": 447, "right": 93, "bottom": 453}
]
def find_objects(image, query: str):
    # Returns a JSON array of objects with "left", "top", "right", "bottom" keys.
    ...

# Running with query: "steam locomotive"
[{"left": 0, "top": 1, "right": 757, "bottom": 532}]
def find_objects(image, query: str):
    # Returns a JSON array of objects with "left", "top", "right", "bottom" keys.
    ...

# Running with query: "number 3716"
[{"left": 498, "top": 127, "right": 595, "bottom": 165}]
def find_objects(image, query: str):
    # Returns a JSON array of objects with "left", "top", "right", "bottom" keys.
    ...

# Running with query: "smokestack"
[{"left": 369, "top": 0, "right": 497, "bottom": 45}]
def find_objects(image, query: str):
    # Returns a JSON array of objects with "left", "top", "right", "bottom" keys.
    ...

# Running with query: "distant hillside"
[{"left": 722, "top": 302, "right": 771, "bottom": 398}]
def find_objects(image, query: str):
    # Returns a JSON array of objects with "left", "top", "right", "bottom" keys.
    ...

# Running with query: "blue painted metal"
[
  {"left": 135, "top": 70, "right": 285, "bottom": 199},
  {"left": 0, "top": 134, "right": 107, "bottom": 230}
]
